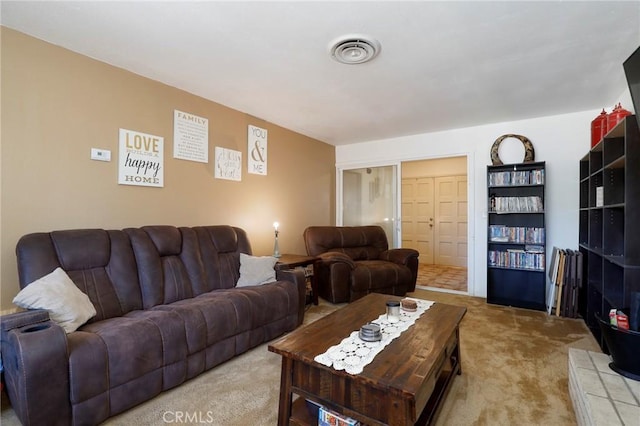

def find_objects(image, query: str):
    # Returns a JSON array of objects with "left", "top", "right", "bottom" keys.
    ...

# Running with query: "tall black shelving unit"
[
  {"left": 487, "top": 161, "right": 546, "bottom": 311},
  {"left": 579, "top": 115, "right": 640, "bottom": 349}
]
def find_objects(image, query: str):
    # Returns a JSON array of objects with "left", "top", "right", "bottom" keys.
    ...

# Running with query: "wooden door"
[
  {"left": 401, "top": 177, "right": 434, "bottom": 264},
  {"left": 434, "top": 176, "right": 468, "bottom": 267}
]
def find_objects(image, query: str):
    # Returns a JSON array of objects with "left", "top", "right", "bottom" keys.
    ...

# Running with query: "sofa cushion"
[
  {"left": 51, "top": 229, "right": 112, "bottom": 270},
  {"left": 351, "top": 260, "right": 412, "bottom": 293},
  {"left": 304, "top": 226, "right": 389, "bottom": 260},
  {"left": 80, "top": 316, "right": 163, "bottom": 390},
  {"left": 16, "top": 229, "right": 143, "bottom": 322},
  {"left": 193, "top": 226, "right": 252, "bottom": 292},
  {"left": 125, "top": 226, "right": 206, "bottom": 308},
  {"left": 125, "top": 309, "right": 189, "bottom": 391},
  {"left": 197, "top": 283, "right": 299, "bottom": 348},
  {"left": 13, "top": 267, "right": 96, "bottom": 333},
  {"left": 236, "top": 253, "right": 277, "bottom": 287}
]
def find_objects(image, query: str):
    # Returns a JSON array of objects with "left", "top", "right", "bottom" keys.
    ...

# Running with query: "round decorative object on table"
[
  {"left": 401, "top": 298, "right": 418, "bottom": 312},
  {"left": 359, "top": 323, "right": 382, "bottom": 342},
  {"left": 490, "top": 134, "right": 535, "bottom": 165},
  {"left": 386, "top": 300, "right": 400, "bottom": 323}
]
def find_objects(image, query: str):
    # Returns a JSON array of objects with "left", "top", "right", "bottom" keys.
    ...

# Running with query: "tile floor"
[
  {"left": 416, "top": 263, "right": 467, "bottom": 292},
  {"left": 568, "top": 348, "right": 640, "bottom": 425}
]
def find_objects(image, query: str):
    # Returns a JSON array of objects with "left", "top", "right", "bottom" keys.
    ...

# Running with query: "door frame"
[{"left": 337, "top": 152, "right": 476, "bottom": 296}]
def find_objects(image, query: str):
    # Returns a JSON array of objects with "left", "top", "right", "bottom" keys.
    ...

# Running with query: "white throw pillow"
[
  {"left": 13, "top": 267, "right": 97, "bottom": 333},
  {"left": 236, "top": 253, "right": 278, "bottom": 287}
]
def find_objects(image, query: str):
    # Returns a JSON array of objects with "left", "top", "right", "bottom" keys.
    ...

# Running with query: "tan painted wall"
[
  {"left": 402, "top": 156, "right": 467, "bottom": 178},
  {"left": 0, "top": 28, "right": 335, "bottom": 311}
]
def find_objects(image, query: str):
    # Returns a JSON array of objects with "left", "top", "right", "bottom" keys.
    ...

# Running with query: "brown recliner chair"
[{"left": 303, "top": 225, "right": 419, "bottom": 303}]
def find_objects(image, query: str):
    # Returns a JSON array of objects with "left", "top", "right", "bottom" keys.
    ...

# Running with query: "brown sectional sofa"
[
  {"left": 0, "top": 225, "right": 305, "bottom": 426},
  {"left": 304, "top": 225, "right": 419, "bottom": 303}
]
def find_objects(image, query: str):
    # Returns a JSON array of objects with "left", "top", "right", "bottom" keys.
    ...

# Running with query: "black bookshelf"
[
  {"left": 487, "top": 161, "right": 546, "bottom": 310},
  {"left": 578, "top": 115, "right": 640, "bottom": 350}
]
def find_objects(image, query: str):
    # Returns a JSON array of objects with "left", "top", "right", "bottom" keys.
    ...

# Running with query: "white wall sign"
[
  {"left": 214, "top": 147, "right": 242, "bottom": 181},
  {"left": 248, "top": 125, "right": 267, "bottom": 175},
  {"left": 173, "top": 110, "right": 208, "bottom": 163},
  {"left": 118, "top": 128, "right": 164, "bottom": 187}
]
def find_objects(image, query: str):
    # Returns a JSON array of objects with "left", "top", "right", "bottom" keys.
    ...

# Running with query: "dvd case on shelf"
[{"left": 488, "top": 169, "right": 545, "bottom": 186}]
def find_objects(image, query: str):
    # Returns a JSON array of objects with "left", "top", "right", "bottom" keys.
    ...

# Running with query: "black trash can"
[{"left": 597, "top": 315, "right": 640, "bottom": 381}]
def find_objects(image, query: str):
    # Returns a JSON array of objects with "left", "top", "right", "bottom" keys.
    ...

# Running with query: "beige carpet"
[
  {"left": 1, "top": 290, "right": 600, "bottom": 425},
  {"left": 424, "top": 290, "right": 600, "bottom": 426}
]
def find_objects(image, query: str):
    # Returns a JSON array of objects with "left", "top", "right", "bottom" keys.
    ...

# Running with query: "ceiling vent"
[{"left": 329, "top": 35, "right": 381, "bottom": 65}]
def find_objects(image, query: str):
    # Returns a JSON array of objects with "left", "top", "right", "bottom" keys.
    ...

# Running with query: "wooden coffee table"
[{"left": 268, "top": 293, "right": 467, "bottom": 426}]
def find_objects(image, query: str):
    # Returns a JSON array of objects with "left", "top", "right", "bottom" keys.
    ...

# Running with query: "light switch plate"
[{"left": 91, "top": 148, "right": 111, "bottom": 162}]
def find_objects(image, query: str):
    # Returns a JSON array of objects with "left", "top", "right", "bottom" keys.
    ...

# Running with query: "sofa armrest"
[
  {"left": 311, "top": 252, "right": 354, "bottom": 303},
  {"left": 1, "top": 309, "right": 50, "bottom": 333},
  {"left": 380, "top": 248, "right": 419, "bottom": 266},
  {"left": 1, "top": 309, "right": 52, "bottom": 357},
  {"left": 317, "top": 251, "right": 356, "bottom": 269},
  {"left": 380, "top": 248, "right": 420, "bottom": 292},
  {"left": 1, "top": 311, "right": 71, "bottom": 425},
  {"left": 275, "top": 268, "right": 307, "bottom": 326}
]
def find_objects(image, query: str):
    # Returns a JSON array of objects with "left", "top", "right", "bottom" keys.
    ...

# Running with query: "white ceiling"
[{"left": 2, "top": 1, "right": 639, "bottom": 146}]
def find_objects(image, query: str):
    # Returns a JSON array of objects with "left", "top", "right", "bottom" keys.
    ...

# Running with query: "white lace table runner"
[{"left": 314, "top": 298, "right": 434, "bottom": 375}]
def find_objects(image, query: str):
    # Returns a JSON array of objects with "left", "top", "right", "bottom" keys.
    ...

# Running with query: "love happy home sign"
[{"left": 118, "top": 128, "right": 164, "bottom": 187}]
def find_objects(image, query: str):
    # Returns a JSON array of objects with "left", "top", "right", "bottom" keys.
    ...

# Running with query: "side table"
[{"left": 275, "top": 254, "right": 320, "bottom": 305}]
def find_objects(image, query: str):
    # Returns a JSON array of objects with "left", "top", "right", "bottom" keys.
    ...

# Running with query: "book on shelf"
[
  {"left": 318, "top": 406, "right": 360, "bottom": 426},
  {"left": 491, "top": 196, "right": 544, "bottom": 213},
  {"left": 488, "top": 169, "right": 545, "bottom": 186},
  {"left": 488, "top": 249, "right": 545, "bottom": 271},
  {"left": 596, "top": 186, "right": 604, "bottom": 207},
  {"left": 488, "top": 225, "right": 545, "bottom": 243}
]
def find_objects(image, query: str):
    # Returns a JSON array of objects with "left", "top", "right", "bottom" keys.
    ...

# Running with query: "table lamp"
[{"left": 273, "top": 222, "right": 281, "bottom": 258}]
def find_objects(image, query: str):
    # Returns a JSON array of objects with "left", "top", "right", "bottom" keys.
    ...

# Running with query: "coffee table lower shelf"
[{"left": 289, "top": 398, "right": 315, "bottom": 426}]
